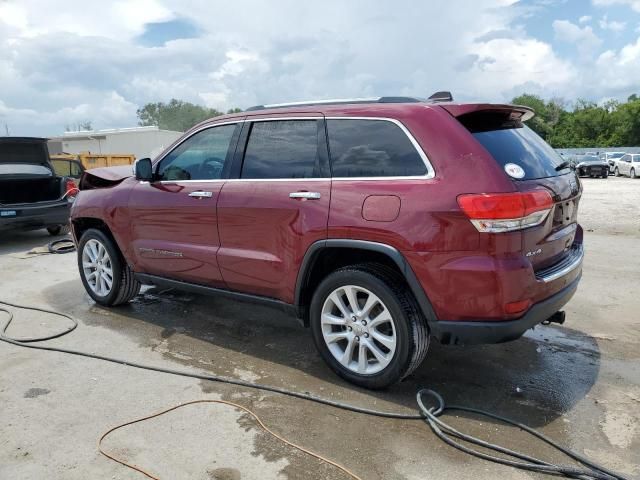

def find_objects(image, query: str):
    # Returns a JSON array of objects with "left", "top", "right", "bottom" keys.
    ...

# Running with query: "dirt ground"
[{"left": 1, "top": 176, "right": 639, "bottom": 480}]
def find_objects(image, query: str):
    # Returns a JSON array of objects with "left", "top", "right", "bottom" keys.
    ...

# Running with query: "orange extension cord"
[{"left": 98, "top": 399, "right": 364, "bottom": 480}]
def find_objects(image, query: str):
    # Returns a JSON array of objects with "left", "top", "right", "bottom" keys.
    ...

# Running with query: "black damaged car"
[
  {"left": 0, "top": 137, "right": 78, "bottom": 235},
  {"left": 575, "top": 155, "right": 609, "bottom": 179}
]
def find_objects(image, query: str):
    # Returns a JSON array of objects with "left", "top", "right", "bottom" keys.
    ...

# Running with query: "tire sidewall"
[
  {"left": 77, "top": 229, "right": 124, "bottom": 306},
  {"left": 310, "top": 269, "right": 412, "bottom": 388}
]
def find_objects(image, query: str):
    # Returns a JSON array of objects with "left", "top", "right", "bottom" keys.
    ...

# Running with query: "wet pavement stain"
[
  {"left": 207, "top": 467, "right": 242, "bottom": 480},
  {"left": 38, "top": 280, "right": 639, "bottom": 477}
]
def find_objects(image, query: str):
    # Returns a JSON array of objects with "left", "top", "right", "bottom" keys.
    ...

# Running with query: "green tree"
[
  {"left": 137, "top": 99, "right": 242, "bottom": 132},
  {"left": 612, "top": 96, "right": 640, "bottom": 146},
  {"left": 511, "top": 94, "right": 565, "bottom": 141}
]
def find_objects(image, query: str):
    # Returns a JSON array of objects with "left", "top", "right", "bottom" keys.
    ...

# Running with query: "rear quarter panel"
[{"left": 327, "top": 106, "right": 529, "bottom": 321}]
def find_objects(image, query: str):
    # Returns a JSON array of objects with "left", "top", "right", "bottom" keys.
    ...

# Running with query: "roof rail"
[{"left": 245, "top": 92, "right": 453, "bottom": 111}]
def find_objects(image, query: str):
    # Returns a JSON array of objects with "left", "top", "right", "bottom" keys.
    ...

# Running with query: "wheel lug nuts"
[
  {"left": 355, "top": 336, "right": 360, "bottom": 342},
  {"left": 348, "top": 326, "right": 352, "bottom": 331},
  {"left": 364, "top": 333, "right": 369, "bottom": 338},
  {"left": 351, "top": 315, "right": 357, "bottom": 321},
  {"left": 361, "top": 320, "right": 367, "bottom": 326}
]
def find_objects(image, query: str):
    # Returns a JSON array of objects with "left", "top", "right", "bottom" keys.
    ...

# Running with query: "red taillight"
[
  {"left": 457, "top": 191, "right": 552, "bottom": 219},
  {"left": 457, "top": 190, "right": 553, "bottom": 233},
  {"left": 65, "top": 179, "right": 79, "bottom": 199}
]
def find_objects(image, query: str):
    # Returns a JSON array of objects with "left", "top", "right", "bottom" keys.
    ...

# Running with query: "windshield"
[
  {"left": 608, "top": 153, "right": 625, "bottom": 159},
  {"left": 472, "top": 125, "right": 568, "bottom": 180},
  {"left": 579, "top": 156, "right": 601, "bottom": 163}
]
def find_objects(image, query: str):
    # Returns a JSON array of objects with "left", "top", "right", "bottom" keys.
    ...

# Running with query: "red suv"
[{"left": 71, "top": 94, "right": 583, "bottom": 389}]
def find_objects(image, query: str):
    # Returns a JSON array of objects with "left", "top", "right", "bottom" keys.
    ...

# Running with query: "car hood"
[
  {"left": 79, "top": 165, "right": 134, "bottom": 190},
  {"left": 85, "top": 165, "right": 134, "bottom": 181}
]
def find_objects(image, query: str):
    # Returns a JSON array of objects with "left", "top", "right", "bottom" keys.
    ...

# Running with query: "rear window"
[{"left": 460, "top": 112, "right": 567, "bottom": 180}]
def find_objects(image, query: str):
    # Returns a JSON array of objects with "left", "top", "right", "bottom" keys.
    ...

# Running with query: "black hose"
[
  {"left": 47, "top": 239, "right": 76, "bottom": 254},
  {"left": 0, "top": 300, "right": 632, "bottom": 480}
]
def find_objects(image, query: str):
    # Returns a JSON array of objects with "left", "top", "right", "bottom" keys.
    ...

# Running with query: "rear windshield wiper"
[{"left": 555, "top": 160, "right": 572, "bottom": 171}]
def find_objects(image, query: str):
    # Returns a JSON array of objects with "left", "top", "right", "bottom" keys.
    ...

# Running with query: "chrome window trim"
[
  {"left": 152, "top": 120, "right": 241, "bottom": 167},
  {"left": 148, "top": 115, "right": 436, "bottom": 183}
]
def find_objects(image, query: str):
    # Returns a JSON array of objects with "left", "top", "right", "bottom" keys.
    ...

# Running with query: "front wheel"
[
  {"left": 310, "top": 264, "right": 429, "bottom": 389},
  {"left": 631, "top": 168, "right": 636, "bottom": 179},
  {"left": 615, "top": 167, "right": 620, "bottom": 177},
  {"left": 77, "top": 228, "right": 140, "bottom": 306}
]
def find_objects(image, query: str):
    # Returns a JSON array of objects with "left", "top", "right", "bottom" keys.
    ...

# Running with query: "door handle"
[
  {"left": 188, "top": 191, "right": 213, "bottom": 198},
  {"left": 289, "top": 191, "right": 321, "bottom": 200}
]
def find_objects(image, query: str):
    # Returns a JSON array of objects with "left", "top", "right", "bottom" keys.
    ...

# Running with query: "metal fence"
[{"left": 555, "top": 147, "right": 640, "bottom": 155}]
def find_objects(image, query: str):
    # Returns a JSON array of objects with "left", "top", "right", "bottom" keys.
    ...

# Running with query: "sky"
[{"left": 1, "top": 0, "right": 639, "bottom": 136}]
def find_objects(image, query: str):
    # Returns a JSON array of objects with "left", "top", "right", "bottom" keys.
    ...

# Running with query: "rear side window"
[
  {"left": 241, "top": 120, "right": 319, "bottom": 179},
  {"left": 462, "top": 113, "right": 567, "bottom": 180},
  {"left": 327, "top": 119, "right": 427, "bottom": 177}
]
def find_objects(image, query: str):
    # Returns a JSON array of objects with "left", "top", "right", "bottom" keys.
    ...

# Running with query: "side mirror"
[{"left": 134, "top": 158, "right": 153, "bottom": 181}]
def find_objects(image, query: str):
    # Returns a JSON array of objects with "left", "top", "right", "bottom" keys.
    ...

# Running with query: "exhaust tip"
[{"left": 543, "top": 311, "right": 566, "bottom": 325}]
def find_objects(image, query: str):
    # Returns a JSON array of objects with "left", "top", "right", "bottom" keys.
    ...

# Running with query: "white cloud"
[
  {"left": 579, "top": 15, "right": 592, "bottom": 23},
  {"left": 553, "top": 20, "right": 603, "bottom": 58},
  {"left": 0, "top": 0, "right": 638, "bottom": 136},
  {"left": 593, "top": 0, "right": 640, "bottom": 12},
  {"left": 599, "top": 15, "right": 627, "bottom": 32}
]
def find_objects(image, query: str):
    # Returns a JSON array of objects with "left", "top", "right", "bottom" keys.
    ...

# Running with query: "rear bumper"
[
  {"left": 431, "top": 273, "right": 581, "bottom": 345},
  {"left": 0, "top": 200, "right": 70, "bottom": 232}
]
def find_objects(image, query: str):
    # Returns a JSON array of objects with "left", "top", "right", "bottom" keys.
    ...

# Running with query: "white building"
[{"left": 48, "top": 126, "right": 183, "bottom": 160}]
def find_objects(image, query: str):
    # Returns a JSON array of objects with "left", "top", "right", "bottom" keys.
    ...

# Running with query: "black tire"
[
  {"left": 631, "top": 168, "right": 636, "bottom": 179},
  {"left": 77, "top": 228, "right": 140, "bottom": 306},
  {"left": 614, "top": 167, "right": 620, "bottom": 177},
  {"left": 310, "top": 264, "right": 429, "bottom": 389},
  {"left": 601, "top": 170, "right": 608, "bottom": 178},
  {"left": 47, "top": 225, "right": 71, "bottom": 236}
]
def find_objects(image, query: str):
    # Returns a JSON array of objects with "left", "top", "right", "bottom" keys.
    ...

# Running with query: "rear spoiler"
[{"left": 440, "top": 104, "right": 535, "bottom": 122}]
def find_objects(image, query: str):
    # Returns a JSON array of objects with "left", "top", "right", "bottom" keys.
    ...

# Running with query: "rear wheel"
[
  {"left": 310, "top": 264, "right": 429, "bottom": 389},
  {"left": 631, "top": 168, "right": 636, "bottom": 179},
  {"left": 77, "top": 228, "right": 140, "bottom": 306},
  {"left": 47, "top": 225, "right": 70, "bottom": 236}
]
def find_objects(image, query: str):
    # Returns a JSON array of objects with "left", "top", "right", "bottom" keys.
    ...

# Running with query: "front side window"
[
  {"left": 241, "top": 120, "right": 319, "bottom": 179},
  {"left": 157, "top": 124, "right": 236, "bottom": 181},
  {"left": 326, "top": 119, "right": 427, "bottom": 178}
]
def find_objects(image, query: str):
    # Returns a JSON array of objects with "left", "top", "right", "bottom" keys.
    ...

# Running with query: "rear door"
[
  {"left": 127, "top": 122, "right": 241, "bottom": 286},
  {"left": 216, "top": 115, "right": 331, "bottom": 302},
  {"left": 456, "top": 109, "right": 582, "bottom": 271}
]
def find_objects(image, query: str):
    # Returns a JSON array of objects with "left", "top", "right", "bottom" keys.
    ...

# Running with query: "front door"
[
  {"left": 216, "top": 117, "right": 331, "bottom": 302},
  {"left": 127, "top": 122, "right": 241, "bottom": 286}
]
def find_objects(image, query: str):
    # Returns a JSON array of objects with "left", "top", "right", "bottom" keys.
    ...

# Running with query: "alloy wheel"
[
  {"left": 321, "top": 285, "right": 397, "bottom": 375},
  {"left": 82, "top": 239, "right": 114, "bottom": 296}
]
